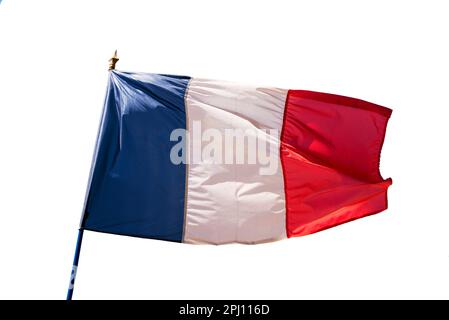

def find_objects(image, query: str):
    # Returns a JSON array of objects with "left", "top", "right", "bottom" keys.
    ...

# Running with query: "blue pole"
[{"left": 66, "top": 229, "right": 84, "bottom": 300}]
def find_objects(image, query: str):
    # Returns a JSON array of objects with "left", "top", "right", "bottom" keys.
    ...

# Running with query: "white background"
[{"left": 1, "top": 0, "right": 448, "bottom": 299}]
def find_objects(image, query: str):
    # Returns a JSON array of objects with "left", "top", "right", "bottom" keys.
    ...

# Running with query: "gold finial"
[{"left": 108, "top": 50, "right": 119, "bottom": 71}]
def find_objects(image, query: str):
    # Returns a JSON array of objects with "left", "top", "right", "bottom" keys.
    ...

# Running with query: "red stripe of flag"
[{"left": 280, "top": 90, "right": 392, "bottom": 237}]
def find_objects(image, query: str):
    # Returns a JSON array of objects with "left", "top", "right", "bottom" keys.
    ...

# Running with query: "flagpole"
[
  {"left": 66, "top": 51, "right": 119, "bottom": 300},
  {"left": 66, "top": 229, "right": 84, "bottom": 300}
]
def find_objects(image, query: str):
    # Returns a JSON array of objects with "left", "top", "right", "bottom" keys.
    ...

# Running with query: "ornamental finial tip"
[{"left": 108, "top": 50, "right": 119, "bottom": 71}]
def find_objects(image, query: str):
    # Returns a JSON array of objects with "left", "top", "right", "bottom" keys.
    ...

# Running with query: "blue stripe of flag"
[{"left": 82, "top": 71, "right": 190, "bottom": 242}]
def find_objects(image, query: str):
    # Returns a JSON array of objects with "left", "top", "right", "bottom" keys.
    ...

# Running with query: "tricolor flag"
[{"left": 80, "top": 71, "right": 392, "bottom": 245}]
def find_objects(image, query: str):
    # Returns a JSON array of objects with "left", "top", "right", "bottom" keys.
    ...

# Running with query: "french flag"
[{"left": 80, "top": 71, "right": 392, "bottom": 245}]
